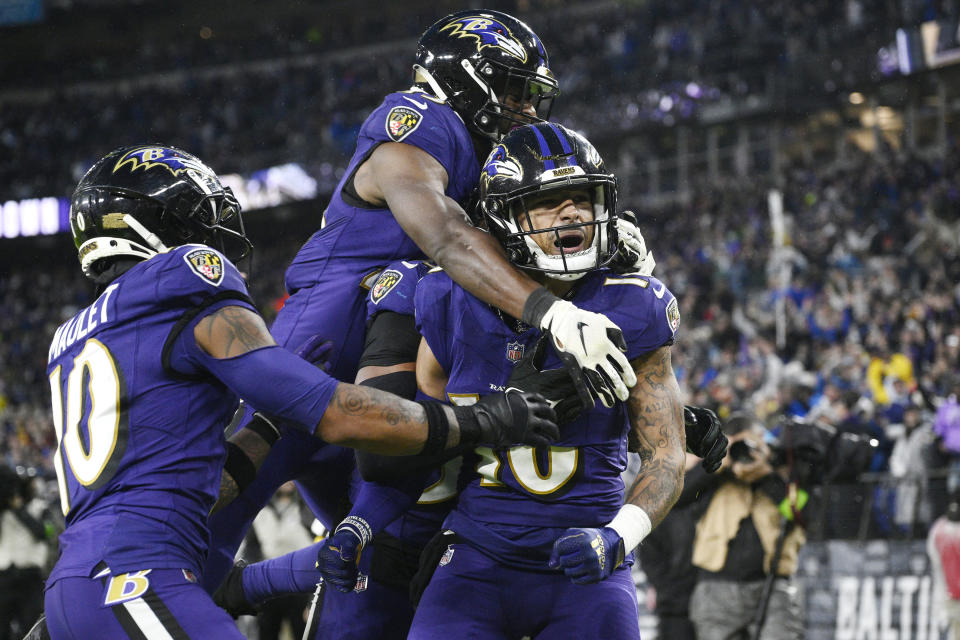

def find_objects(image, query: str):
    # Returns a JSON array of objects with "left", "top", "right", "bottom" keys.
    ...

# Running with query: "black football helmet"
[
  {"left": 478, "top": 123, "right": 618, "bottom": 281},
  {"left": 70, "top": 145, "right": 251, "bottom": 281},
  {"left": 414, "top": 10, "right": 559, "bottom": 141}
]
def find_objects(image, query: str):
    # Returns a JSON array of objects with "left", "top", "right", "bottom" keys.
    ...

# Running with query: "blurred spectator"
[
  {"left": 246, "top": 481, "right": 316, "bottom": 640},
  {"left": 0, "top": 466, "right": 50, "bottom": 640},
  {"left": 687, "top": 415, "right": 806, "bottom": 640},
  {"left": 935, "top": 381, "right": 960, "bottom": 491},
  {"left": 889, "top": 403, "right": 936, "bottom": 533},
  {"left": 639, "top": 454, "right": 711, "bottom": 640}
]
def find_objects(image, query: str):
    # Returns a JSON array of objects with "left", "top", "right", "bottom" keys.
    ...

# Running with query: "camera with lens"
[
  {"left": 729, "top": 439, "right": 762, "bottom": 463},
  {"left": 768, "top": 418, "right": 876, "bottom": 487}
]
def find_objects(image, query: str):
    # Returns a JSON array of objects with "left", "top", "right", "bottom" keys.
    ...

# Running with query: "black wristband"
[
  {"left": 248, "top": 412, "right": 281, "bottom": 446},
  {"left": 451, "top": 405, "right": 481, "bottom": 446},
  {"left": 419, "top": 401, "right": 450, "bottom": 457},
  {"left": 521, "top": 287, "right": 560, "bottom": 327},
  {"left": 224, "top": 442, "right": 257, "bottom": 494}
]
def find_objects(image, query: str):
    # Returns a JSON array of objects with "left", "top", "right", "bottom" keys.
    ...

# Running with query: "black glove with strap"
[
  {"left": 505, "top": 332, "right": 589, "bottom": 424},
  {"left": 454, "top": 391, "right": 559, "bottom": 449},
  {"left": 684, "top": 405, "right": 727, "bottom": 473}
]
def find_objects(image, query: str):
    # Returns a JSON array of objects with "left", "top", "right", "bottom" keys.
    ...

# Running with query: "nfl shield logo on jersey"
[
  {"left": 183, "top": 247, "right": 224, "bottom": 286},
  {"left": 506, "top": 340, "right": 524, "bottom": 362}
]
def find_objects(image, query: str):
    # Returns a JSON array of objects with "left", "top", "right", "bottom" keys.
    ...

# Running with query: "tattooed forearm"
[
  {"left": 194, "top": 306, "right": 276, "bottom": 358},
  {"left": 625, "top": 345, "right": 686, "bottom": 527},
  {"left": 212, "top": 472, "right": 239, "bottom": 514},
  {"left": 332, "top": 384, "right": 421, "bottom": 426},
  {"left": 211, "top": 426, "right": 275, "bottom": 513},
  {"left": 319, "top": 383, "right": 428, "bottom": 455}
]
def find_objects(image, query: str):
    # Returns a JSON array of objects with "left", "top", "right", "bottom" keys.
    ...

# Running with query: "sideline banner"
[{"left": 799, "top": 540, "right": 943, "bottom": 640}]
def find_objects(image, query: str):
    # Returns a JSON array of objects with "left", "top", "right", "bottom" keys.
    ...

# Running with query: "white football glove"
[
  {"left": 613, "top": 211, "right": 656, "bottom": 276},
  {"left": 539, "top": 300, "right": 637, "bottom": 408}
]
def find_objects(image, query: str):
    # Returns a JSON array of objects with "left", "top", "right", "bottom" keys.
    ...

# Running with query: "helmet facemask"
[
  {"left": 413, "top": 10, "right": 559, "bottom": 143},
  {"left": 491, "top": 179, "right": 618, "bottom": 281},
  {"left": 466, "top": 58, "right": 558, "bottom": 140}
]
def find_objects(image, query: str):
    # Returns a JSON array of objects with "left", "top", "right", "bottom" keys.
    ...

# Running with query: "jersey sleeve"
[
  {"left": 358, "top": 93, "right": 467, "bottom": 188},
  {"left": 156, "top": 245, "right": 259, "bottom": 377},
  {"left": 603, "top": 275, "right": 680, "bottom": 361},
  {"left": 365, "top": 260, "right": 427, "bottom": 322},
  {"left": 414, "top": 271, "right": 454, "bottom": 374},
  {"left": 155, "top": 244, "right": 254, "bottom": 304}
]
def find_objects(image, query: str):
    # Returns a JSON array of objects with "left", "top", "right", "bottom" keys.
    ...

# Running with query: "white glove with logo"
[
  {"left": 612, "top": 211, "right": 656, "bottom": 276},
  {"left": 525, "top": 294, "right": 636, "bottom": 408}
]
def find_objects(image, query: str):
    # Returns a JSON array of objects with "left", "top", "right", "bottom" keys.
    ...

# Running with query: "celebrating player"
[
  {"left": 215, "top": 123, "right": 725, "bottom": 636},
  {"left": 203, "top": 8, "right": 647, "bottom": 592},
  {"left": 398, "top": 123, "right": 688, "bottom": 639},
  {"left": 42, "top": 145, "right": 557, "bottom": 639}
]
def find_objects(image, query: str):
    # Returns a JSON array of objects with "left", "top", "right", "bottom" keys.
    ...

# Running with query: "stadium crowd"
[
  {"left": 3, "top": 1, "right": 960, "bottom": 637},
  {"left": 0, "top": 0, "right": 915, "bottom": 201},
  {"left": 4, "top": 137, "right": 960, "bottom": 540}
]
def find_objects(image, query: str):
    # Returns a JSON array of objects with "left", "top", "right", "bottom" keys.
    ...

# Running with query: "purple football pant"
[
  {"left": 46, "top": 568, "right": 242, "bottom": 640},
  {"left": 313, "top": 545, "right": 414, "bottom": 640},
  {"left": 407, "top": 542, "right": 641, "bottom": 640}
]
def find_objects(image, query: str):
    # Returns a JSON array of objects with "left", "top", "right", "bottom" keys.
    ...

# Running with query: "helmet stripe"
[
  {"left": 547, "top": 123, "right": 578, "bottom": 167},
  {"left": 530, "top": 125, "right": 556, "bottom": 170}
]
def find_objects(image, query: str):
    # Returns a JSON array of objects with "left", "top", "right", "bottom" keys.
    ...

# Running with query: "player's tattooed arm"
[
  {"left": 625, "top": 345, "right": 686, "bottom": 527},
  {"left": 318, "top": 383, "right": 456, "bottom": 455},
  {"left": 354, "top": 142, "right": 540, "bottom": 319},
  {"left": 194, "top": 305, "right": 276, "bottom": 359},
  {"left": 211, "top": 425, "right": 276, "bottom": 513}
]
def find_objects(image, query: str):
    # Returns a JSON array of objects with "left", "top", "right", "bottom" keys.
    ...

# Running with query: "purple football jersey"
[
  {"left": 204, "top": 89, "right": 481, "bottom": 592},
  {"left": 284, "top": 89, "right": 478, "bottom": 319},
  {"left": 361, "top": 259, "right": 459, "bottom": 546},
  {"left": 415, "top": 269, "right": 679, "bottom": 568},
  {"left": 45, "top": 245, "right": 257, "bottom": 585}
]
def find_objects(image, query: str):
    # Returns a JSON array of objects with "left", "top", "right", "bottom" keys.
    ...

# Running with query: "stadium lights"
[{"left": 1, "top": 163, "right": 317, "bottom": 240}]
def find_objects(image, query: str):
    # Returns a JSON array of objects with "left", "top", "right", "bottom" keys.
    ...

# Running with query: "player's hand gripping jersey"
[
  {"left": 415, "top": 268, "right": 680, "bottom": 568},
  {"left": 46, "top": 245, "right": 256, "bottom": 584}
]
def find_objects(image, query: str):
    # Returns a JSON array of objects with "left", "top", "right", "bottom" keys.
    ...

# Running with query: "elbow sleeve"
[{"left": 198, "top": 345, "right": 338, "bottom": 433}]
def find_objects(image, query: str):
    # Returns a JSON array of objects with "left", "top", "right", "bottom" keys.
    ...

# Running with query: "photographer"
[
  {"left": 0, "top": 465, "right": 49, "bottom": 639},
  {"left": 685, "top": 414, "right": 807, "bottom": 640}
]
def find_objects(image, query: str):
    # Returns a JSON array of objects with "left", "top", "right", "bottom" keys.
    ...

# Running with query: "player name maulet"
[{"left": 48, "top": 283, "right": 118, "bottom": 362}]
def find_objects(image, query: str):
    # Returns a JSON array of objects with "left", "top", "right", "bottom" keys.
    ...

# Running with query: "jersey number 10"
[{"left": 47, "top": 339, "right": 128, "bottom": 516}]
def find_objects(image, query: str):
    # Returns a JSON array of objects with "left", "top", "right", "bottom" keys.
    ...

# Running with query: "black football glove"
[
  {"left": 684, "top": 405, "right": 727, "bottom": 473},
  {"left": 505, "top": 332, "right": 588, "bottom": 424},
  {"left": 212, "top": 560, "right": 257, "bottom": 618},
  {"left": 453, "top": 391, "right": 559, "bottom": 448}
]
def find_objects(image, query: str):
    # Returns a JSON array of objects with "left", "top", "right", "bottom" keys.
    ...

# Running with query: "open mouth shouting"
[{"left": 553, "top": 229, "right": 587, "bottom": 254}]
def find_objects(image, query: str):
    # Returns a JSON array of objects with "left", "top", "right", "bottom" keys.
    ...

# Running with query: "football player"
[
  {"left": 203, "top": 9, "right": 647, "bottom": 593},
  {"left": 399, "top": 123, "right": 688, "bottom": 639},
  {"left": 213, "top": 124, "right": 725, "bottom": 638},
  {"left": 42, "top": 145, "right": 557, "bottom": 639}
]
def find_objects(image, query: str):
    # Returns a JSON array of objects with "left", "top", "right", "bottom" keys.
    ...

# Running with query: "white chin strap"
[
  {"left": 77, "top": 214, "right": 169, "bottom": 278},
  {"left": 411, "top": 66, "right": 449, "bottom": 102}
]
